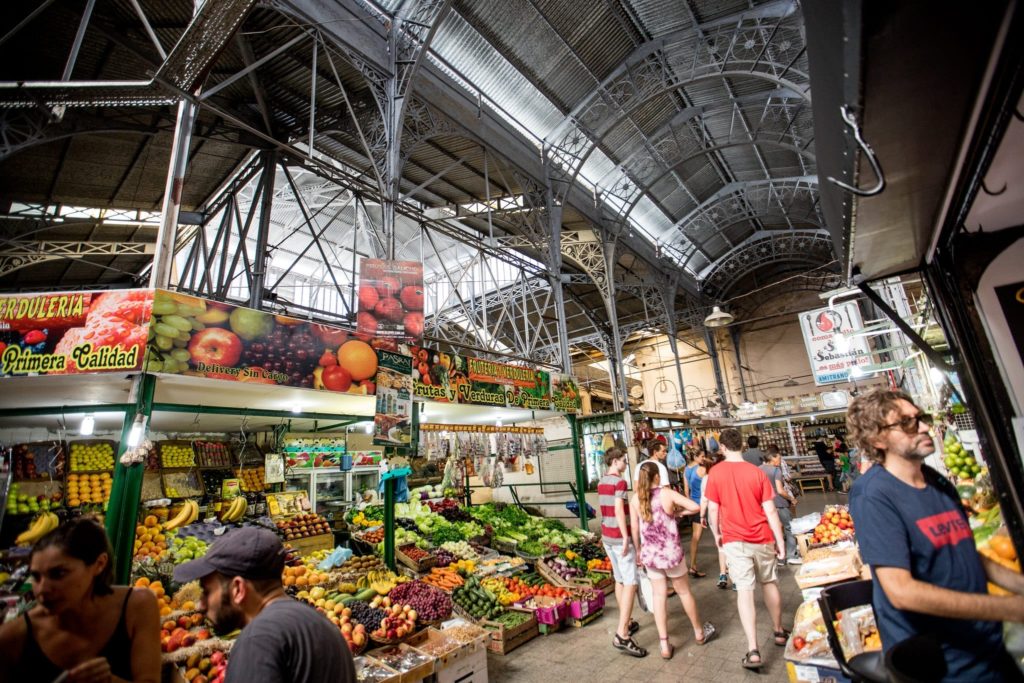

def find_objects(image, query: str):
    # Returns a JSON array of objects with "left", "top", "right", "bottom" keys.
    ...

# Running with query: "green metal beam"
[
  {"left": 106, "top": 374, "right": 155, "bottom": 584},
  {"left": 150, "top": 402, "right": 369, "bottom": 422},
  {"left": 0, "top": 404, "right": 133, "bottom": 418},
  {"left": 567, "top": 414, "right": 589, "bottom": 530},
  {"left": 383, "top": 478, "right": 396, "bottom": 572}
]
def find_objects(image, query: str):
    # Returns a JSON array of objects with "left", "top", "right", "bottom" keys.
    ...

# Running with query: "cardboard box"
[
  {"left": 287, "top": 532, "right": 334, "bottom": 556},
  {"left": 513, "top": 595, "right": 569, "bottom": 626},
  {"left": 435, "top": 646, "right": 488, "bottom": 683}
]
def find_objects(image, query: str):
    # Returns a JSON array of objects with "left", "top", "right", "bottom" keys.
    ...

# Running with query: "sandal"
[
  {"left": 628, "top": 619, "right": 640, "bottom": 636},
  {"left": 695, "top": 622, "right": 717, "bottom": 645},
  {"left": 742, "top": 649, "right": 763, "bottom": 670},
  {"left": 613, "top": 634, "right": 648, "bottom": 658},
  {"left": 773, "top": 628, "right": 791, "bottom": 646},
  {"left": 659, "top": 637, "right": 674, "bottom": 660},
  {"left": 688, "top": 567, "right": 707, "bottom": 578}
]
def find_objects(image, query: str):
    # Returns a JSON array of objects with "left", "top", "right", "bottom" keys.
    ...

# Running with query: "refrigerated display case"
[{"left": 285, "top": 467, "right": 380, "bottom": 520}]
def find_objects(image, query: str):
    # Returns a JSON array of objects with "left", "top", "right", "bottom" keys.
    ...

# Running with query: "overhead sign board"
[{"left": 798, "top": 302, "right": 874, "bottom": 385}]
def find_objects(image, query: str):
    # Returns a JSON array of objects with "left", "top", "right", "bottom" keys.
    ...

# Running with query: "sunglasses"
[{"left": 881, "top": 412, "right": 933, "bottom": 434}]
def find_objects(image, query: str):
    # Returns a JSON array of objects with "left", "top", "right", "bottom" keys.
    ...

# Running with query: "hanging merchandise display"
[{"left": 374, "top": 350, "right": 413, "bottom": 446}]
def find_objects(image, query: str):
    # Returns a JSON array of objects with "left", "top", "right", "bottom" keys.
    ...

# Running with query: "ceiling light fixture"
[
  {"left": 850, "top": 365, "right": 864, "bottom": 378},
  {"left": 80, "top": 414, "right": 95, "bottom": 436},
  {"left": 783, "top": 377, "right": 800, "bottom": 387},
  {"left": 291, "top": 404, "right": 302, "bottom": 414},
  {"left": 365, "top": 422, "right": 375, "bottom": 434},
  {"left": 703, "top": 306, "right": 734, "bottom": 328}
]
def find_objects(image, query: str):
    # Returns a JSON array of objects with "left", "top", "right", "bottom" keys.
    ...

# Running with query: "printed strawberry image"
[{"left": 51, "top": 291, "right": 153, "bottom": 373}]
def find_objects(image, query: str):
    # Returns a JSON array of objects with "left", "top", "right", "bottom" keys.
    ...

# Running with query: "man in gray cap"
[{"left": 174, "top": 526, "right": 354, "bottom": 683}]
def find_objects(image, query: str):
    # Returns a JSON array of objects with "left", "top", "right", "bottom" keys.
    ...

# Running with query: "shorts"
[
  {"left": 603, "top": 541, "right": 638, "bottom": 586},
  {"left": 681, "top": 513, "right": 703, "bottom": 527},
  {"left": 722, "top": 541, "right": 777, "bottom": 590},
  {"left": 644, "top": 556, "right": 688, "bottom": 580}
]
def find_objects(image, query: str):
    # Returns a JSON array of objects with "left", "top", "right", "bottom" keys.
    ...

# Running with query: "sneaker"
[
  {"left": 717, "top": 573, "right": 728, "bottom": 589},
  {"left": 613, "top": 634, "right": 648, "bottom": 657},
  {"left": 787, "top": 556, "right": 804, "bottom": 565}
]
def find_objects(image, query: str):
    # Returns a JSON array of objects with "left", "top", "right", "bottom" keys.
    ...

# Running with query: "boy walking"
[{"left": 599, "top": 447, "right": 647, "bottom": 657}]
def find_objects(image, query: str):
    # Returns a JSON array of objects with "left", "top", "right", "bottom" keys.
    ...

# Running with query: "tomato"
[{"left": 793, "top": 636, "right": 806, "bottom": 650}]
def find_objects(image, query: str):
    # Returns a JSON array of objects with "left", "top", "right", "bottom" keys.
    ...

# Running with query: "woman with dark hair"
[
  {"left": 630, "top": 462, "right": 717, "bottom": 660},
  {"left": 0, "top": 517, "right": 161, "bottom": 683}
]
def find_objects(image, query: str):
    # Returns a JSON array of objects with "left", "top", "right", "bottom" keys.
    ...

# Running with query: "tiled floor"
[{"left": 489, "top": 491, "right": 845, "bottom": 682}]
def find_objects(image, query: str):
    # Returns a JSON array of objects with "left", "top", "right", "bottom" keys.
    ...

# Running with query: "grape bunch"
[
  {"left": 240, "top": 325, "right": 319, "bottom": 387},
  {"left": 145, "top": 292, "right": 207, "bottom": 374},
  {"left": 347, "top": 600, "right": 389, "bottom": 631}
]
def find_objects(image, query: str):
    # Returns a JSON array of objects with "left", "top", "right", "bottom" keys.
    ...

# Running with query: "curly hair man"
[{"left": 848, "top": 388, "right": 1024, "bottom": 681}]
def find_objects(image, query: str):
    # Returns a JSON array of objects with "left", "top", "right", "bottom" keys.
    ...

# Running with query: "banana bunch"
[
  {"left": 16, "top": 512, "right": 60, "bottom": 546},
  {"left": 368, "top": 569, "right": 406, "bottom": 594},
  {"left": 220, "top": 496, "right": 247, "bottom": 523},
  {"left": 164, "top": 500, "right": 199, "bottom": 530}
]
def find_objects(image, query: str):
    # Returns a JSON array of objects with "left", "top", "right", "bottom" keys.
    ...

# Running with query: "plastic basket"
[{"left": 565, "top": 501, "right": 596, "bottom": 520}]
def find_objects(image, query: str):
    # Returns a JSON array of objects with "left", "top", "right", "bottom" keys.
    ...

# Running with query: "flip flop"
[
  {"left": 774, "top": 629, "right": 791, "bottom": 646},
  {"left": 742, "top": 649, "right": 763, "bottom": 670},
  {"left": 688, "top": 567, "right": 707, "bottom": 578}
]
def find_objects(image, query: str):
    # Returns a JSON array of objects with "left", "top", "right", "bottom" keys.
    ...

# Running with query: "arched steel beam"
[{"left": 699, "top": 230, "right": 834, "bottom": 296}]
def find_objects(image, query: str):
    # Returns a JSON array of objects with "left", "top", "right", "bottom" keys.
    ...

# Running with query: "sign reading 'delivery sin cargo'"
[
  {"left": 798, "top": 302, "right": 874, "bottom": 385},
  {"left": 0, "top": 290, "right": 152, "bottom": 376}
]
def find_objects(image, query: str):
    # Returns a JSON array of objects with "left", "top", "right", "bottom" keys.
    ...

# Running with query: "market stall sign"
[
  {"left": 770, "top": 398, "right": 795, "bottom": 416},
  {"left": 357, "top": 259, "right": 424, "bottom": 342},
  {"left": 419, "top": 423, "right": 545, "bottom": 434},
  {"left": 374, "top": 350, "right": 412, "bottom": 446},
  {"left": 550, "top": 373, "right": 581, "bottom": 413},
  {"left": 146, "top": 289, "right": 383, "bottom": 395},
  {"left": 0, "top": 289, "right": 152, "bottom": 377},
  {"left": 408, "top": 344, "right": 461, "bottom": 402},
  {"left": 798, "top": 302, "right": 874, "bottom": 385}
]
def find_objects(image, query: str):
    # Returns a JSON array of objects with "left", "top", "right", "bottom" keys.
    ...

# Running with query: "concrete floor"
[{"left": 488, "top": 491, "right": 845, "bottom": 682}]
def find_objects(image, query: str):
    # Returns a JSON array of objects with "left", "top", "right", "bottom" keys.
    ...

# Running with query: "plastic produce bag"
[{"left": 317, "top": 546, "right": 353, "bottom": 571}]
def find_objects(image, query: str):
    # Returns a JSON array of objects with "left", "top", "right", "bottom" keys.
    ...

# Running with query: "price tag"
[{"left": 265, "top": 453, "right": 284, "bottom": 484}]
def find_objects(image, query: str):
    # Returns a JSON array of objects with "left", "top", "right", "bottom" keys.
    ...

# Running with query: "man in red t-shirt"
[{"left": 704, "top": 428, "right": 786, "bottom": 671}]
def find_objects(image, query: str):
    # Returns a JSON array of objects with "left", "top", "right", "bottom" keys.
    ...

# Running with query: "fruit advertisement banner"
[
  {"left": 0, "top": 290, "right": 152, "bottom": 377},
  {"left": 507, "top": 368, "right": 552, "bottom": 410},
  {"left": 358, "top": 259, "right": 424, "bottom": 342},
  {"left": 798, "top": 302, "right": 874, "bottom": 385},
  {"left": 146, "top": 290, "right": 380, "bottom": 395},
  {"left": 550, "top": 374, "right": 581, "bottom": 413},
  {"left": 409, "top": 345, "right": 462, "bottom": 402},
  {"left": 374, "top": 350, "right": 412, "bottom": 446}
]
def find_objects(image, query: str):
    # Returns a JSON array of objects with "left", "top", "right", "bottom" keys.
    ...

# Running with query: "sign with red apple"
[
  {"left": 144, "top": 289, "right": 381, "bottom": 396},
  {"left": 358, "top": 259, "right": 423, "bottom": 342}
]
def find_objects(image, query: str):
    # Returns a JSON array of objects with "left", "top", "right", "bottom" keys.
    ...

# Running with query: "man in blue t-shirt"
[{"left": 848, "top": 389, "right": 1024, "bottom": 681}]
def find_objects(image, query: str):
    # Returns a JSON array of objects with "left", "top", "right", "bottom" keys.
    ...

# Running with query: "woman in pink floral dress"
[{"left": 630, "top": 461, "right": 718, "bottom": 659}]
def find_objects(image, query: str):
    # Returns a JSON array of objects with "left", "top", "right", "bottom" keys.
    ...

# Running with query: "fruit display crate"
[
  {"left": 407, "top": 627, "right": 486, "bottom": 671},
  {"left": 65, "top": 471, "right": 113, "bottom": 508},
  {"left": 237, "top": 466, "right": 266, "bottom": 492},
  {"left": 365, "top": 643, "right": 435, "bottom": 683},
  {"left": 67, "top": 440, "right": 117, "bottom": 473},
  {"left": 286, "top": 532, "right": 334, "bottom": 556},
  {"left": 157, "top": 440, "right": 197, "bottom": 469},
  {"left": 5, "top": 480, "right": 63, "bottom": 515},
  {"left": 396, "top": 545, "right": 437, "bottom": 573},
  {"left": 11, "top": 441, "right": 66, "bottom": 480},
  {"left": 140, "top": 472, "right": 166, "bottom": 502},
  {"left": 480, "top": 612, "right": 539, "bottom": 655},
  {"left": 193, "top": 440, "right": 235, "bottom": 468},
  {"left": 161, "top": 469, "right": 205, "bottom": 499}
]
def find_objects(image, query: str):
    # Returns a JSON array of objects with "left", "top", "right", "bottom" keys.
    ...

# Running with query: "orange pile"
[
  {"left": 282, "top": 564, "right": 330, "bottom": 587},
  {"left": 812, "top": 506, "right": 855, "bottom": 545},
  {"left": 67, "top": 472, "right": 112, "bottom": 507},
  {"left": 133, "top": 514, "right": 169, "bottom": 561}
]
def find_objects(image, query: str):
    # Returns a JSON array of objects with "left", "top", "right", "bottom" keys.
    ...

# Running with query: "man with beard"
[
  {"left": 848, "top": 389, "right": 1024, "bottom": 682},
  {"left": 174, "top": 527, "right": 354, "bottom": 683}
]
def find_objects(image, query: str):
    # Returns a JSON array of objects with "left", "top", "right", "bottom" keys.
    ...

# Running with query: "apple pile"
[
  {"left": 811, "top": 505, "right": 855, "bottom": 545},
  {"left": 371, "top": 603, "right": 418, "bottom": 641},
  {"left": 276, "top": 513, "right": 331, "bottom": 541},
  {"left": 357, "top": 259, "right": 424, "bottom": 340},
  {"left": 321, "top": 602, "right": 369, "bottom": 652}
]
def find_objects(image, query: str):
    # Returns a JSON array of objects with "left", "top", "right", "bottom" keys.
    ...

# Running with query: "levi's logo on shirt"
[{"left": 916, "top": 510, "right": 971, "bottom": 548}]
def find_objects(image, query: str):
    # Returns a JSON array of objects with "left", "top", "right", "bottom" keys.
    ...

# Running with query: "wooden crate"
[
  {"left": 396, "top": 545, "right": 437, "bottom": 573},
  {"left": 484, "top": 622, "right": 538, "bottom": 655},
  {"left": 479, "top": 609, "right": 537, "bottom": 645},
  {"left": 435, "top": 645, "right": 487, "bottom": 683},
  {"left": 287, "top": 533, "right": 334, "bottom": 557},
  {"left": 365, "top": 644, "right": 434, "bottom": 683},
  {"left": 568, "top": 609, "right": 603, "bottom": 628}
]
